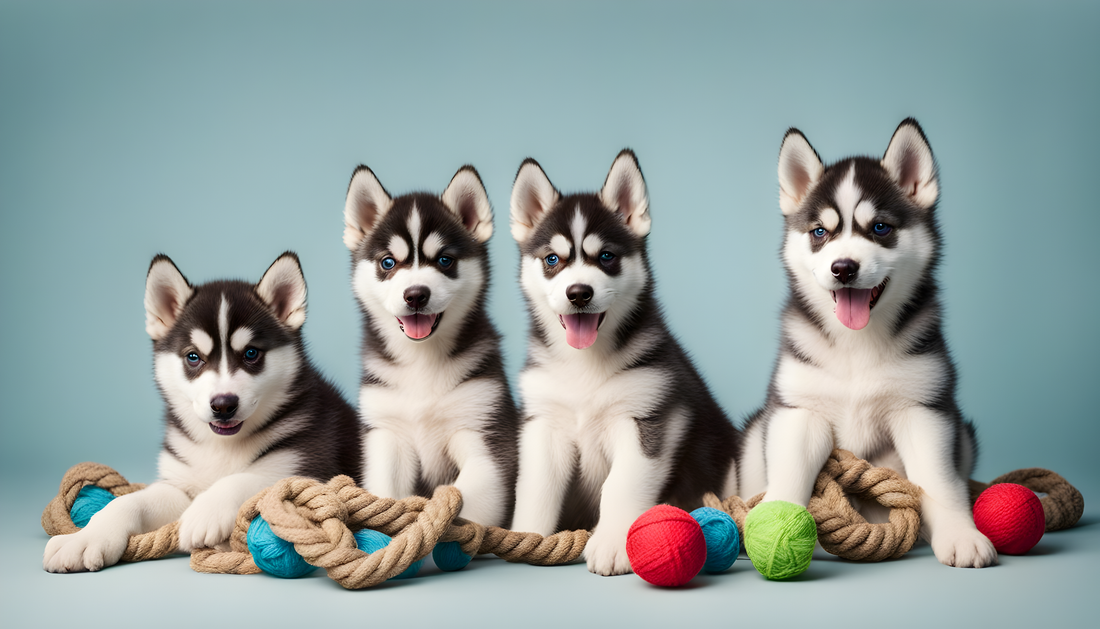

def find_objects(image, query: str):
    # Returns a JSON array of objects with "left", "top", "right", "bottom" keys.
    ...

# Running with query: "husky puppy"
[
  {"left": 740, "top": 119, "right": 997, "bottom": 568},
  {"left": 43, "top": 253, "right": 361, "bottom": 572},
  {"left": 509, "top": 150, "right": 740, "bottom": 576},
  {"left": 344, "top": 165, "right": 518, "bottom": 528}
]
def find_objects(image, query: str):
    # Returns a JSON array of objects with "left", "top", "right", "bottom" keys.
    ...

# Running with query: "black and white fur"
[
  {"left": 345, "top": 165, "right": 518, "bottom": 528},
  {"left": 44, "top": 253, "right": 362, "bottom": 572},
  {"left": 510, "top": 150, "right": 740, "bottom": 576},
  {"left": 740, "top": 119, "right": 997, "bottom": 568}
]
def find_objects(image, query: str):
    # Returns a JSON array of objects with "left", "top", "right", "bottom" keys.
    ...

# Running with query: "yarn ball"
[
  {"left": 973, "top": 483, "right": 1045, "bottom": 555},
  {"left": 433, "top": 541, "right": 472, "bottom": 572},
  {"left": 626, "top": 504, "right": 707, "bottom": 587},
  {"left": 353, "top": 529, "right": 424, "bottom": 579},
  {"left": 70, "top": 485, "right": 115, "bottom": 527},
  {"left": 744, "top": 501, "right": 816, "bottom": 580},
  {"left": 248, "top": 516, "right": 316, "bottom": 578},
  {"left": 690, "top": 507, "right": 740, "bottom": 573}
]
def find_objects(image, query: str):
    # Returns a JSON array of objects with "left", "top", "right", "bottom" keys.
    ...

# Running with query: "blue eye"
[
  {"left": 812, "top": 227, "right": 828, "bottom": 238},
  {"left": 186, "top": 352, "right": 201, "bottom": 366},
  {"left": 380, "top": 257, "right": 396, "bottom": 270},
  {"left": 243, "top": 348, "right": 260, "bottom": 362},
  {"left": 599, "top": 251, "right": 616, "bottom": 263},
  {"left": 545, "top": 254, "right": 559, "bottom": 266},
  {"left": 873, "top": 223, "right": 893, "bottom": 236},
  {"left": 437, "top": 256, "right": 454, "bottom": 268}
]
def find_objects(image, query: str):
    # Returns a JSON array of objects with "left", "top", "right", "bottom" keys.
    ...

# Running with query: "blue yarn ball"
[
  {"left": 691, "top": 507, "right": 740, "bottom": 574},
  {"left": 432, "top": 541, "right": 472, "bottom": 572},
  {"left": 353, "top": 529, "right": 423, "bottom": 580},
  {"left": 71, "top": 486, "right": 116, "bottom": 527},
  {"left": 248, "top": 516, "right": 317, "bottom": 578}
]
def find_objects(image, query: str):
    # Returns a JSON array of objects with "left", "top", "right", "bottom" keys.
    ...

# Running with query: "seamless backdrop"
[{"left": 1, "top": 2, "right": 1097, "bottom": 628}]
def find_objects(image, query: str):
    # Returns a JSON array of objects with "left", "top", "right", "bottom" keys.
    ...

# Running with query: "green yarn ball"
[
  {"left": 70, "top": 486, "right": 116, "bottom": 527},
  {"left": 744, "top": 501, "right": 816, "bottom": 580}
]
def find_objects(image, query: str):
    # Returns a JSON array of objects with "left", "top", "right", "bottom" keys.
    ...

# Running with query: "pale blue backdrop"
[{"left": 1, "top": 2, "right": 1096, "bottom": 627}]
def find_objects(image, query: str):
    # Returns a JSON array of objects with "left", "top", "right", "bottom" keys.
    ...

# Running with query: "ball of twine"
[
  {"left": 690, "top": 507, "right": 739, "bottom": 574},
  {"left": 973, "top": 483, "right": 1045, "bottom": 555},
  {"left": 743, "top": 501, "right": 816, "bottom": 580},
  {"left": 626, "top": 505, "right": 707, "bottom": 587}
]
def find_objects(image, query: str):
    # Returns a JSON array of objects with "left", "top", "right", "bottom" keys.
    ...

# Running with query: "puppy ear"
[
  {"left": 882, "top": 118, "right": 939, "bottom": 209},
  {"left": 510, "top": 158, "right": 559, "bottom": 243},
  {"left": 599, "top": 149, "right": 651, "bottom": 237},
  {"left": 442, "top": 165, "right": 494, "bottom": 243},
  {"left": 145, "top": 255, "right": 193, "bottom": 341},
  {"left": 777, "top": 129, "right": 824, "bottom": 216},
  {"left": 344, "top": 166, "right": 393, "bottom": 251},
  {"left": 257, "top": 252, "right": 307, "bottom": 330}
]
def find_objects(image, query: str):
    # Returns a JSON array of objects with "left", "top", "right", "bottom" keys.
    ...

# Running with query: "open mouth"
[
  {"left": 397, "top": 312, "right": 442, "bottom": 341},
  {"left": 831, "top": 278, "right": 889, "bottom": 330},
  {"left": 209, "top": 419, "right": 243, "bottom": 436},
  {"left": 558, "top": 312, "right": 606, "bottom": 349}
]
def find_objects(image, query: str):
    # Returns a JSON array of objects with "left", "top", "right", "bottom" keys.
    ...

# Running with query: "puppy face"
[
  {"left": 344, "top": 166, "right": 492, "bottom": 344},
  {"left": 777, "top": 120, "right": 941, "bottom": 330},
  {"left": 145, "top": 254, "right": 305, "bottom": 437}
]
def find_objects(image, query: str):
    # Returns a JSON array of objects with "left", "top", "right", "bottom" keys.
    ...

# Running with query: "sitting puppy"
[
  {"left": 44, "top": 253, "right": 361, "bottom": 572},
  {"left": 344, "top": 165, "right": 518, "bottom": 528},
  {"left": 739, "top": 119, "right": 998, "bottom": 568},
  {"left": 509, "top": 150, "right": 741, "bottom": 575}
]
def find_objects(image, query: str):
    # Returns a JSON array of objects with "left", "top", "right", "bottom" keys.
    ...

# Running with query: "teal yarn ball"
[
  {"left": 248, "top": 517, "right": 316, "bottom": 579},
  {"left": 353, "top": 529, "right": 423, "bottom": 580},
  {"left": 71, "top": 486, "right": 115, "bottom": 527},
  {"left": 433, "top": 541, "right": 472, "bottom": 572},
  {"left": 690, "top": 507, "right": 740, "bottom": 573},
  {"left": 744, "top": 501, "right": 817, "bottom": 580}
]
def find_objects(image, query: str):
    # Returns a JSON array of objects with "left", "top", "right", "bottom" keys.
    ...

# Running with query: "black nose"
[
  {"left": 831, "top": 259, "right": 859, "bottom": 285},
  {"left": 567, "top": 284, "right": 594, "bottom": 308},
  {"left": 403, "top": 285, "right": 431, "bottom": 309},
  {"left": 210, "top": 394, "right": 239, "bottom": 419}
]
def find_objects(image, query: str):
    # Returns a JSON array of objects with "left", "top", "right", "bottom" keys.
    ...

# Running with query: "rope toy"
[{"left": 43, "top": 450, "right": 1084, "bottom": 587}]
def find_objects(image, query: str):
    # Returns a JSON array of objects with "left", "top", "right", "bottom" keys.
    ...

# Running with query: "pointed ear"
[
  {"left": 882, "top": 118, "right": 939, "bottom": 209},
  {"left": 510, "top": 158, "right": 560, "bottom": 243},
  {"left": 145, "top": 255, "right": 193, "bottom": 341},
  {"left": 777, "top": 129, "right": 824, "bottom": 216},
  {"left": 599, "top": 149, "right": 651, "bottom": 237},
  {"left": 343, "top": 165, "right": 393, "bottom": 251},
  {"left": 257, "top": 252, "right": 307, "bottom": 330},
  {"left": 442, "top": 165, "right": 494, "bottom": 243}
]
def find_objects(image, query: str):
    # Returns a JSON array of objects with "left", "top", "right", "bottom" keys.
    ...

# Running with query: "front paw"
[
  {"left": 584, "top": 527, "right": 632, "bottom": 576},
  {"left": 178, "top": 496, "right": 238, "bottom": 551},
  {"left": 43, "top": 529, "right": 127, "bottom": 573},
  {"left": 931, "top": 522, "right": 998, "bottom": 568}
]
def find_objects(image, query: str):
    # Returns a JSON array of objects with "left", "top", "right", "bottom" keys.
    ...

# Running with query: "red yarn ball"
[
  {"left": 626, "top": 505, "right": 707, "bottom": 587},
  {"left": 973, "top": 483, "right": 1045, "bottom": 555}
]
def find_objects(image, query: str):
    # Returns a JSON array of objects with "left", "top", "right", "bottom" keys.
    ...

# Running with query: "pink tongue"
[
  {"left": 398, "top": 313, "right": 438, "bottom": 339},
  {"left": 835, "top": 288, "right": 873, "bottom": 330},
  {"left": 562, "top": 313, "right": 601, "bottom": 349}
]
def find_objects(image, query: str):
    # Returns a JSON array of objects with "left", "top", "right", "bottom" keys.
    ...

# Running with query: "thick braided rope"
[
  {"left": 968, "top": 468, "right": 1084, "bottom": 532},
  {"left": 705, "top": 449, "right": 923, "bottom": 561}
]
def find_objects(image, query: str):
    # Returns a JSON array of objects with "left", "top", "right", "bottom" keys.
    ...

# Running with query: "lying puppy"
[{"left": 44, "top": 253, "right": 361, "bottom": 572}]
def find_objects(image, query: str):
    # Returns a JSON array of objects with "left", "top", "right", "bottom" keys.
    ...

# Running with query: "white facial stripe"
[
  {"left": 550, "top": 234, "right": 571, "bottom": 259},
  {"left": 230, "top": 327, "right": 254, "bottom": 352},
  {"left": 423, "top": 232, "right": 445, "bottom": 260},
  {"left": 820, "top": 208, "right": 840, "bottom": 232},
  {"left": 834, "top": 164, "right": 861, "bottom": 234},
  {"left": 190, "top": 329, "right": 213, "bottom": 356},
  {"left": 854, "top": 200, "right": 876, "bottom": 228},
  {"left": 570, "top": 206, "right": 586, "bottom": 257},
  {"left": 582, "top": 234, "right": 603, "bottom": 258},
  {"left": 388, "top": 234, "right": 409, "bottom": 263},
  {"left": 408, "top": 206, "right": 422, "bottom": 266},
  {"left": 218, "top": 295, "right": 229, "bottom": 376}
]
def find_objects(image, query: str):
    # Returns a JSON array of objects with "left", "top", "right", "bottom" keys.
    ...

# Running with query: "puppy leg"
[
  {"left": 177, "top": 472, "right": 280, "bottom": 551},
  {"left": 584, "top": 419, "right": 667, "bottom": 576},
  {"left": 891, "top": 406, "right": 997, "bottom": 568},
  {"left": 513, "top": 416, "right": 573, "bottom": 536},
  {"left": 761, "top": 407, "right": 833, "bottom": 506},
  {"left": 44, "top": 481, "right": 190, "bottom": 572},
  {"left": 363, "top": 427, "right": 417, "bottom": 500},
  {"left": 448, "top": 429, "right": 507, "bottom": 527}
]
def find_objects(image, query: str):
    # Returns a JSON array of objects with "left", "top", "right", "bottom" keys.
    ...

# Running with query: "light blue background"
[{"left": 1, "top": 2, "right": 1096, "bottom": 627}]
